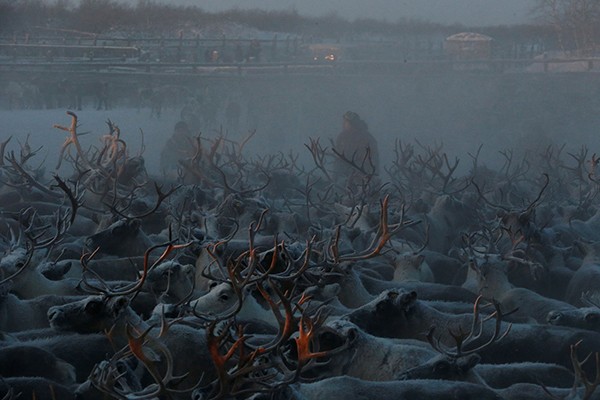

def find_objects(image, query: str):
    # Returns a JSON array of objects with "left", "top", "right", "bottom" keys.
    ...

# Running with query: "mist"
[
  {"left": 2, "top": 1, "right": 599, "bottom": 207},
  {"left": 1, "top": 0, "right": 591, "bottom": 172},
  {"left": 155, "top": 0, "right": 535, "bottom": 26},
  {"left": 3, "top": 1, "right": 600, "bottom": 399}
]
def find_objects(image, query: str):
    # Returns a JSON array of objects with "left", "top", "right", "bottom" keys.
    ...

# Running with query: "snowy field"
[
  {"left": 2, "top": 103, "right": 600, "bottom": 181},
  {"left": 0, "top": 108, "right": 181, "bottom": 176},
  {"left": 0, "top": 106, "right": 324, "bottom": 177}
]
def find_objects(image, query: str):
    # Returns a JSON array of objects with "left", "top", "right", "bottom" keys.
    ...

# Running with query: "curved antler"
[{"left": 426, "top": 295, "right": 513, "bottom": 358}]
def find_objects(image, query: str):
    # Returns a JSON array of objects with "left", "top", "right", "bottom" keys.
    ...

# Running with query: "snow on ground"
[
  {"left": 1, "top": 107, "right": 180, "bottom": 176},
  {"left": 2, "top": 102, "right": 600, "bottom": 183}
]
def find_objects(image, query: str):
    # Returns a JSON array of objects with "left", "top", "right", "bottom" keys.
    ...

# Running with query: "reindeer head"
[
  {"left": 401, "top": 296, "right": 511, "bottom": 384},
  {"left": 48, "top": 295, "right": 130, "bottom": 334},
  {"left": 345, "top": 289, "right": 418, "bottom": 338}
]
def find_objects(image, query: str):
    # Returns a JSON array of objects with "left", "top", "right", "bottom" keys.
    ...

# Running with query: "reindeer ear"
[
  {"left": 585, "top": 312, "right": 600, "bottom": 324},
  {"left": 574, "top": 240, "right": 592, "bottom": 256},
  {"left": 129, "top": 219, "right": 142, "bottom": 230},
  {"left": 413, "top": 254, "right": 426, "bottom": 267},
  {"left": 182, "top": 264, "right": 195, "bottom": 279},
  {"left": 396, "top": 290, "right": 417, "bottom": 311},
  {"left": 328, "top": 283, "right": 341, "bottom": 296},
  {"left": 518, "top": 211, "right": 531, "bottom": 225},
  {"left": 467, "top": 259, "right": 479, "bottom": 272},
  {"left": 110, "top": 296, "right": 130, "bottom": 316},
  {"left": 0, "top": 281, "right": 13, "bottom": 296},
  {"left": 111, "top": 222, "right": 125, "bottom": 235},
  {"left": 458, "top": 353, "right": 481, "bottom": 372},
  {"left": 167, "top": 263, "right": 181, "bottom": 273}
]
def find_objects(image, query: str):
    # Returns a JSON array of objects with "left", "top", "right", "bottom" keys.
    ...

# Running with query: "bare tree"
[{"left": 534, "top": 0, "right": 600, "bottom": 55}]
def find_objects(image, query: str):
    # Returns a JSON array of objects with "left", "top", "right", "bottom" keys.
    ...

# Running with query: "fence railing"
[{"left": 0, "top": 57, "right": 598, "bottom": 76}]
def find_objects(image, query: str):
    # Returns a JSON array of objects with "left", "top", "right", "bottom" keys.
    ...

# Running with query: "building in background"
[{"left": 445, "top": 32, "right": 493, "bottom": 60}]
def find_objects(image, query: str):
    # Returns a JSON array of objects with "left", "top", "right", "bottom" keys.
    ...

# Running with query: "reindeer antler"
[
  {"left": 329, "top": 195, "right": 418, "bottom": 264},
  {"left": 80, "top": 232, "right": 192, "bottom": 298},
  {"left": 569, "top": 340, "right": 600, "bottom": 400},
  {"left": 54, "top": 111, "right": 91, "bottom": 170},
  {"left": 426, "top": 295, "right": 513, "bottom": 358}
]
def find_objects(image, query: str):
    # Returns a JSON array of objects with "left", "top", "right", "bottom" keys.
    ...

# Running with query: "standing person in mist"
[
  {"left": 160, "top": 121, "right": 195, "bottom": 179},
  {"left": 332, "top": 111, "right": 380, "bottom": 184}
]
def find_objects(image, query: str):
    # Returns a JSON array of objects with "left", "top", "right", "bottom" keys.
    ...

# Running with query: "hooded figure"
[
  {"left": 332, "top": 111, "right": 380, "bottom": 184},
  {"left": 159, "top": 121, "right": 195, "bottom": 178}
]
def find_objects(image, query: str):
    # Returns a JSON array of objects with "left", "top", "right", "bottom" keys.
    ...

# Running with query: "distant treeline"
[{"left": 0, "top": 0, "right": 554, "bottom": 43}]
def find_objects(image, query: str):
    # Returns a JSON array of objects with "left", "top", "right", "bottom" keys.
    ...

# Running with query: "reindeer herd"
[{"left": 2, "top": 110, "right": 600, "bottom": 399}]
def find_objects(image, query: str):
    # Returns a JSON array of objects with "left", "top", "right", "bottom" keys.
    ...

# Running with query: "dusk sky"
[{"left": 165, "top": 0, "right": 537, "bottom": 26}]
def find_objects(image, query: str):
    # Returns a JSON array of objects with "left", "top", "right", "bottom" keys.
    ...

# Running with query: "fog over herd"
[{"left": 3, "top": 1, "right": 600, "bottom": 399}]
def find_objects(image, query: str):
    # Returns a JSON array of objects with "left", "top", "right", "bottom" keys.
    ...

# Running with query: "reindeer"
[
  {"left": 345, "top": 288, "right": 600, "bottom": 374},
  {"left": 46, "top": 240, "right": 213, "bottom": 390},
  {"left": 566, "top": 241, "right": 600, "bottom": 306},
  {"left": 85, "top": 218, "right": 154, "bottom": 257},
  {"left": 309, "top": 319, "right": 437, "bottom": 381},
  {"left": 0, "top": 332, "right": 116, "bottom": 383},
  {"left": 0, "top": 378, "right": 75, "bottom": 400},
  {"left": 0, "top": 345, "right": 76, "bottom": 385},
  {"left": 461, "top": 255, "right": 576, "bottom": 323},
  {"left": 189, "top": 281, "right": 278, "bottom": 328},
  {"left": 548, "top": 307, "right": 600, "bottom": 333},
  {"left": 548, "top": 292, "right": 600, "bottom": 333},
  {"left": 8, "top": 110, "right": 600, "bottom": 399},
  {"left": 354, "top": 266, "right": 478, "bottom": 303},
  {"left": 0, "top": 283, "right": 86, "bottom": 331},
  {"left": 47, "top": 293, "right": 212, "bottom": 390},
  {"left": 285, "top": 376, "right": 502, "bottom": 400}
]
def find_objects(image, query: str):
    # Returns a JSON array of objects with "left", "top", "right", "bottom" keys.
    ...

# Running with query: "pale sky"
[{"left": 167, "top": 0, "right": 537, "bottom": 26}]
